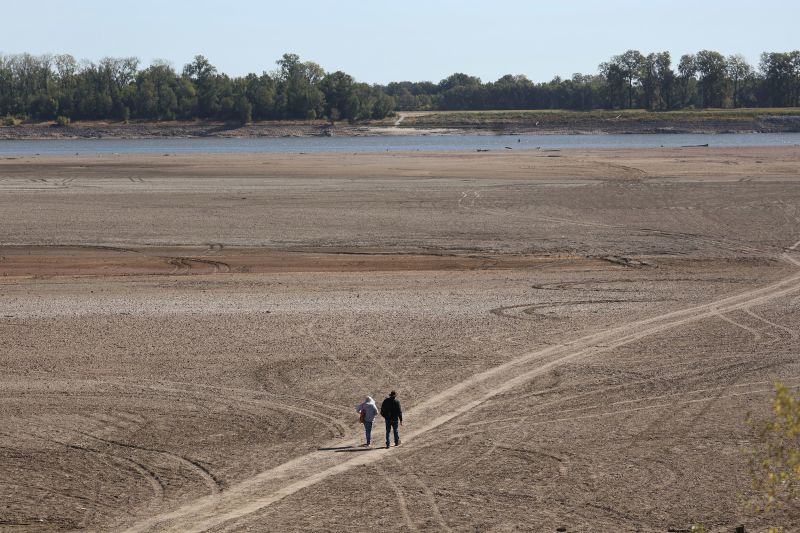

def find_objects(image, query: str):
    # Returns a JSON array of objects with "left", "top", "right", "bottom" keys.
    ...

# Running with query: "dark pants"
[{"left": 385, "top": 417, "right": 400, "bottom": 446}]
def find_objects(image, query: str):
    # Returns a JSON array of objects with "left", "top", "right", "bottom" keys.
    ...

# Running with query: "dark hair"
[{"left": 390, "top": 390, "right": 396, "bottom": 397}]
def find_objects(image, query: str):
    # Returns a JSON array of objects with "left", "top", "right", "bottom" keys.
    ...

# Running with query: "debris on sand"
[{"left": 597, "top": 255, "right": 650, "bottom": 268}]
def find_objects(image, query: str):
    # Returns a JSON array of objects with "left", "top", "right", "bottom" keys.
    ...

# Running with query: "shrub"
[
  {"left": 55, "top": 115, "right": 70, "bottom": 126},
  {"left": 2, "top": 115, "right": 16, "bottom": 126},
  {"left": 747, "top": 383, "right": 800, "bottom": 528}
]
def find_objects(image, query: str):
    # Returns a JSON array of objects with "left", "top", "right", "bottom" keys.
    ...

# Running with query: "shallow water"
[{"left": 1, "top": 132, "right": 799, "bottom": 156}]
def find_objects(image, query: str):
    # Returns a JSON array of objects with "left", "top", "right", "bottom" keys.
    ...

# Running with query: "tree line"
[
  {"left": 1, "top": 50, "right": 799, "bottom": 124},
  {"left": 0, "top": 53, "right": 393, "bottom": 123},
  {"left": 387, "top": 50, "right": 800, "bottom": 112}
]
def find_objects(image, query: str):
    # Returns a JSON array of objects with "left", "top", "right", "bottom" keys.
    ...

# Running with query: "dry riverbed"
[{"left": 1, "top": 147, "right": 799, "bottom": 531}]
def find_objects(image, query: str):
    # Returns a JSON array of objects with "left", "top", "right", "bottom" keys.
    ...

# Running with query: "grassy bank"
[{"left": 395, "top": 108, "right": 800, "bottom": 128}]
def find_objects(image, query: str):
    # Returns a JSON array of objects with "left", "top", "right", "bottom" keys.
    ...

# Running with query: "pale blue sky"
[{"left": 3, "top": 0, "right": 797, "bottom": 84}]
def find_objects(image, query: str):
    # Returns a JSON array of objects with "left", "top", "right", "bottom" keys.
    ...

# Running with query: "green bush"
[
  {"left": 2, "top": 115, "right": 16, "bottom": 126},
  {"left": 55, "top": 115, "right": 71, "bottom": 126},
  {"left": 747, "top": 383, "right": 800, "bottom": 530}
]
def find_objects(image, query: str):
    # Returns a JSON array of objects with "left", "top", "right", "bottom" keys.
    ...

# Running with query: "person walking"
[
  {"left": 357, "top": 396, "right": 379, "bottom": 447},
  {"left": 380, "top": 390, "right": 403, "bottom": 448}
]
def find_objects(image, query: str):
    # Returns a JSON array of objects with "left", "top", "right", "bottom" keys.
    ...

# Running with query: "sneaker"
[
  {"left": 395, "top": 440, "right": 401, "bottom": 447},
  {"left": 386, "top": 443, "right": 390, "bottom": 449}
]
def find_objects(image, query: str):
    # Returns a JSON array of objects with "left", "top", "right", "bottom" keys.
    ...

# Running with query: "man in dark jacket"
[{"left": 380, "top": 390, "right": 403, "bottom": 448}]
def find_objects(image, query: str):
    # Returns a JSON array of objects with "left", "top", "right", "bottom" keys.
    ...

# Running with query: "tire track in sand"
[
  {"left": 4, "top": 429, "right": 167, "bottom": 506},
  {"left": 122, "top": 253, "right": 800, "bottom": 533},
  {"left": 495, "top": 383, "right": 800, "bottom": 430},
  {"left": 304, "top": 318, "right": 368, "bottom": 391},
  {"left": 743, "top": 307, "right": 799, "bottom": 341},
  {"left": 375, "top": 463, "right": 418, "bottom": 532},
  {"left": 458, "top": 376, "right": 800, "bottom": 430},
  {"left": 391, "top": 456, "right": 453, "bottom": 532},
  {"left": 74, "top": 431, "right": 224, "bottom": 493},
  {"left": 713, "top": 310, "right": 763, "bottom": 342},
  {"left": 407, "top": 469, "right": 452, "bottom": 532}
]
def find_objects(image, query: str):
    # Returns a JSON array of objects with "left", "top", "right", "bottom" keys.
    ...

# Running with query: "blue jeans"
[
  {"left": 385, "top": 418, "right": 400, "bottom": 446},
  {"left": 364, "top": 420, "right": 373, "bottom": 445}
]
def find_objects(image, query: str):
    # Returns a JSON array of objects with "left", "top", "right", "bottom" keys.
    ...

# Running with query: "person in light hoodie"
[{"left": 357, "top": 396, "right": 380, "bottom": 447}]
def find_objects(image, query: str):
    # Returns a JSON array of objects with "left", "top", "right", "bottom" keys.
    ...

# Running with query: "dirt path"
[{"left": 120, "top": 251, "right": 800, "bottom": 532}]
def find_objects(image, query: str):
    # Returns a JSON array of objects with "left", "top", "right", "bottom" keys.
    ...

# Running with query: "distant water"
[{"left": 1, "top": 132, "right": 799, "bottom": 156}]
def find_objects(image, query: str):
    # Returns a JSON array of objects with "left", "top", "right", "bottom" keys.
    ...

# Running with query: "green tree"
[
  {"left": 183, "top": 55, "right": 221, "bottom": 118},
  {"left": 245, "top": 73, "right": 275, "bottom": 120},
  {"left": 759, "top": 52, "right": 799, "bottom": 107},
  {"left": 0, "top": 49, "right": 798, "bottom": 122},
  {"left": 677, "top": 54, "right": 697, "bottom": 107},
  {"left": 320, "top": 70, "right": 357, "bottom": 120},
  {"left": 639, "top": 53, "right": 659, "bottom": 110},
  {"left": 694, "top": 50, "right": 728, "bottom": 107},
  {"left": 438, "top": 72, "right": 481, "bottom": 92},
  {"left": 135, "top": 62, "right": 180, "bottom": 120},
  {"left": 52, "top": 54, "right": 78, "bottom": 116},
  {"left": 175, "top": 76, "right": 197, "bottom": 118},
  {"left": 614, "top": 49, "right": 644, "bottom": 108},
  {"left": 488, "top": 74, "right": 535, "bottom": 109},
  {"left": 274, "top": 53, "right": 324, "bottom": 119},
  {"left": 371, "top": 90, "right": 394, "bottom": 118},
  {"left": 599, "top": 61, "right": 627, "bottom": 109},
  {"left": 655, "top": 52, "right": 675, "bottom": 110},
  {"left": 637, "top": 52, "right": 675, "bottom": 111},
  {"left": 235, "top": 93, "right": 252, "bottom": 124},
  {"left": 183, "top": 55, "right": 216, "bottom": 81},
  {"left": 30, "top": 94, "right": 59, "bottom": 119},
  {"left": 134, "top": 77, "right": 157, "bottom": 118},
  {"left": 727, "top": 54, "right": 752, "bottom": 108}
]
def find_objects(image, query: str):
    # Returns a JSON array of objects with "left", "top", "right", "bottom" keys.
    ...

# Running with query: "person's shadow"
[{"left": 318, "top": 445, "right": 375, "bottom": 453}]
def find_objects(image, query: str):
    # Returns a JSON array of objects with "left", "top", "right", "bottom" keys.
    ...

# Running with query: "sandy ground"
[{"left": 1, "top": 147, "right": 800, "bottom": 532}]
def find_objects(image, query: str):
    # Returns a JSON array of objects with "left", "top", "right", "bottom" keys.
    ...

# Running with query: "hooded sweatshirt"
[{"left": 357, "top": 397, "right": 379, "bottom": 423}]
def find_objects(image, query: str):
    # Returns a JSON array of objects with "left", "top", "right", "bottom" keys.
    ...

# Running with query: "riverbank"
[
  {"left": 0, "top": 120, "right": 366, "bottom": 140},
  {"left": 396, "top": 108, "right": 800, "bottom": 134},
  {"left": 2, "top": 109, "right": 800, "bottom": 139}
]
